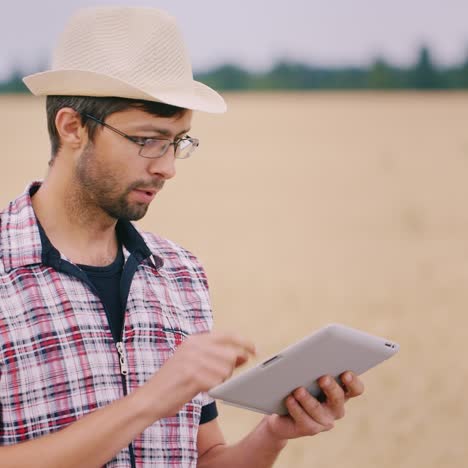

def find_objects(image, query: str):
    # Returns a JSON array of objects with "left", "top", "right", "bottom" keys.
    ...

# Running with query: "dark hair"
[{"left": 46, "top": 95, "right": 187, "bottom": 163}]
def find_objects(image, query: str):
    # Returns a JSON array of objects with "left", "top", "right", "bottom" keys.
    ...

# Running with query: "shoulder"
[
  {"left": 141, "top": 231, "right": 201, "bottom": 263},
  {"left": 140, "top": 231, "right": 210, "bottom": 288},
  {"left": 139, "top": 231, "right": 214, "bottom": 332}
]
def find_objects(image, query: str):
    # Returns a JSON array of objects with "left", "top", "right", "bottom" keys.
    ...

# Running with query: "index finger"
[{"left": 211, "top": 331, "right": 257, "bottom": 356}]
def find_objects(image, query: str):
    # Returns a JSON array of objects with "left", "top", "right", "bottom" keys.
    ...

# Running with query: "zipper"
[
  {"left": 58, "top": 260, "right": 137, "bottom": 468},
  {"left": 116, "top": 255, "right": 142, "bottom": 468},
  {"left": 116, "top": 342, "right": 129, "bottom": 376},
  {"left": 115, "top": 341, "right": 136, "bottom": 468}
]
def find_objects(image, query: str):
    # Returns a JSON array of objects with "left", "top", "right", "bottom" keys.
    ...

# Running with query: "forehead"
[{"left": 106, "top": 107, "right": 193, "bottom": 134}]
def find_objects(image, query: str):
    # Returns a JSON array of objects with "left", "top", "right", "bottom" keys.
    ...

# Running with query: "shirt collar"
[{"left": 0, "top": 181, "right": 163, "bottom": 272}]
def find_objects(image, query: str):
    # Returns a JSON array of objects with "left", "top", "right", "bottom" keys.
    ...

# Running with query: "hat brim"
[{"left": 23, "top": 69, "right": 227, "bottom": 114}]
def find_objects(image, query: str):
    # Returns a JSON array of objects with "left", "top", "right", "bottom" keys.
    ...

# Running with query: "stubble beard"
[{"left": 75, "top": 142, "right": 154, "bottom": 221}]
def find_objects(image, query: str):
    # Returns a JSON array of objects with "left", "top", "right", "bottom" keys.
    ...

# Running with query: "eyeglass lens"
[{"left": 140, "top": 139, "right": 196, "bottom": 159}]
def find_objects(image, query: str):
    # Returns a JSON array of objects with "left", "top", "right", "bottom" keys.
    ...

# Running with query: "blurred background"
[{"left": 1, "top": 1, "right": 468, "bottom": 467}]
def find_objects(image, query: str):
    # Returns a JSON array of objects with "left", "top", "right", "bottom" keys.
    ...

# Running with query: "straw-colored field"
[{"left": 1, "top": 92, "right": 467, "bottom": 468}]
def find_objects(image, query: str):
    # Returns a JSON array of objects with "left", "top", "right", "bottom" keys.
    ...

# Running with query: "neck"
[{"left": 32, "top": 166, "right": 119, "bottom": 267}]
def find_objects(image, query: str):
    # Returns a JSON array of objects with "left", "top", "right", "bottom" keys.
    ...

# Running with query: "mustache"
[{"left": 128, "top": 179, "right": 165, "bottom": 192}]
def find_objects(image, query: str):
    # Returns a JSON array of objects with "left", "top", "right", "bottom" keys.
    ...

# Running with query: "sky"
[{"left": 1, "top": 0, "right": 468, "bottom": 80}]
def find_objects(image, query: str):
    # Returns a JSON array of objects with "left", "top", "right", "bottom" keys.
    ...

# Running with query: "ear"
[{"left": 55, "top": 108, "right": 88, "bottom": 150}]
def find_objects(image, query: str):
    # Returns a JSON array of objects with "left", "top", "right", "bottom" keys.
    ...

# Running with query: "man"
[{"left": 0, "top": 6, "right": 364, "bottom": 467}]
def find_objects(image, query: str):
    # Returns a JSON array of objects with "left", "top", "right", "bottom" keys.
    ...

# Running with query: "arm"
[
  {"left": 197, "top": 372, "right": 364, "bottom": 468},
  {"left": 0, "top": 383, "right": 160, "bottom": 468},
  {"left": 0, "top": 332, "right": 256, "bottom": 468},
  {"left": 197, "top": 417, "right": 287, "bottom": 468}
]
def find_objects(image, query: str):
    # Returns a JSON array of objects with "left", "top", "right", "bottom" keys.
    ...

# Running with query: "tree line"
[{"left": 1, "top": 46, "right": 468, "bottom": 93}]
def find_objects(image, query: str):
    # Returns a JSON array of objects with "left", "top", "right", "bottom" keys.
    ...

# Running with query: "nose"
[{"left": 146, "top": 148, "right": 177, "bottom": 180}]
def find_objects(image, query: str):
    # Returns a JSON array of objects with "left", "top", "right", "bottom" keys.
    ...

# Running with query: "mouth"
[
  {"left": 139, "top": 188, "right": 157, "bottom": 196},
  {"left": 132, "top": 188, "right": 158, "bottom": 203}
]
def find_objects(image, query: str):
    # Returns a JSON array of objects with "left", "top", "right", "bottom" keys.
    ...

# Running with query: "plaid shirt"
[{"left": 0, "top": 182, "right": 214, "bottom": 467}]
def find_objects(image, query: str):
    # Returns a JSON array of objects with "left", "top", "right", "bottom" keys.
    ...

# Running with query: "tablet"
[{"left": 208, "top": 323, "right": 399, "bottom": 416}]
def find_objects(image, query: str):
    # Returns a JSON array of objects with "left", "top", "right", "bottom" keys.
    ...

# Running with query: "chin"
[
  {"left": 103, "top": 202, "right": 149, "bottom": 221},
  {"left": 123, "top": 205, "right": 150, "bottom": 221}
]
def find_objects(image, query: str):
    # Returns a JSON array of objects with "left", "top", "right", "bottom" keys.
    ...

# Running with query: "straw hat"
[{"left": 23, "top": 6, "right": 226, "bottom": 113}]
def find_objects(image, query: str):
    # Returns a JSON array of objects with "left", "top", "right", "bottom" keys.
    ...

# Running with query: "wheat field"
[{"left": 1, "top": 92, "right": 468, "bottom": 468}]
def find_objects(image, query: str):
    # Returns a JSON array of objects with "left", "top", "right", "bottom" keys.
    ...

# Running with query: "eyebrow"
[{"left": 131, "top": 125, "right": 191, "bottom": 137}]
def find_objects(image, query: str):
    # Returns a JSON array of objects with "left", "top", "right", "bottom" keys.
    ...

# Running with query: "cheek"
[
  {"left": 84, "top": 138, "right": 148, "bottom": 191},
  {"left": 106, "top": 141, "right": 147, "bottom": 173},
  {"left": 94, "top": 144, "right": 135, "bottom": 180}
]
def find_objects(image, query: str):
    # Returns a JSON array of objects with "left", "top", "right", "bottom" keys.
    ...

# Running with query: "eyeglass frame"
[{"left": 81, "top": 113, "right": 199, "bottom": 159}]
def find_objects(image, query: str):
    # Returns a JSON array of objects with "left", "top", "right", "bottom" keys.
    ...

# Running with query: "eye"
[
  {"left": 131, "top": 136, "right": 152, "bottom": 145},
  {"left": 175, "top": 135, "right": 191, "bottom": 145},
  {"left": 177, "top": 138, "right": 192, "bottom": 149}
]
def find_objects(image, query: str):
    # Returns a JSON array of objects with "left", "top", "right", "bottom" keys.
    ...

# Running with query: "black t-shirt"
[
  {"left": 79, "top": 246, "right": 217, "bottom": 425},
  {"left": 79, "top": 247, "right": 125, "bottom": 341}
]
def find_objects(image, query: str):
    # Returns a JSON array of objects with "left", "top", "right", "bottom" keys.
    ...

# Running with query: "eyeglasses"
[{"left": 82, "top": 113, "right": 199, "bottom": 159}]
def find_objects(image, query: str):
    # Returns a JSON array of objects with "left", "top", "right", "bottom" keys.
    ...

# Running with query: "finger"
[
  {"left": 340, "top": 372, "right": 365, "bottom": 399},
  {"left": 293, "top": 387, "right": 334, "bottom": 428},
  {"left": 198, "top": 354, "right": 238, "bottom": 387},
  {"left": 318, "top": 376, "right": 345, "bottom": 419},
  {"left": 194, "top": 335, "right": 254, "bottom": 370},
  {"left": 214, "top": 346, "right": 251, "bottom": 376},
  {"left": 212, "top": 331, "right": 257, "bottom": 356},
  {"left": 218, "top": 346, "right": 247, "bottom": 368},
  {"left": 234, "top": 350, "right": 251, "bottom": 368},
  {"left": 285, "top": 395, "right": 325, "bottom": 435},
  {"left": 216, "top": 344, "right": 252, "bottom": 369}
]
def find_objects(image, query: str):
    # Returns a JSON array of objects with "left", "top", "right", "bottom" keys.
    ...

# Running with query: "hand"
[
  {"left": 145, "top": 331, "right": 256, "bottom": 418},
  {"left": 264, "top": 372, "right": 364, "bottom": 441}
]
